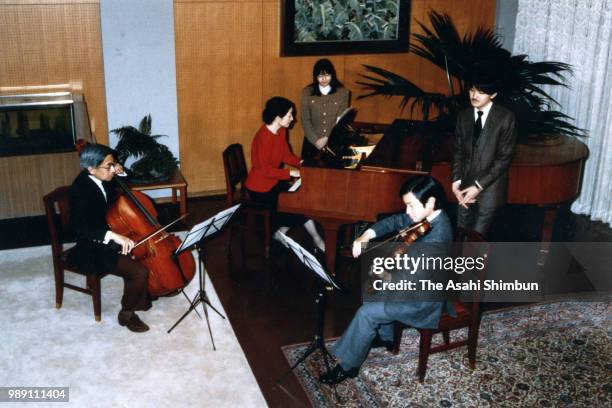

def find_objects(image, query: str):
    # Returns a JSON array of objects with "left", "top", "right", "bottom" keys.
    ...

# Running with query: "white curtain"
[{"left": 513, "top": 0, "right": 612, "bottom": 226}]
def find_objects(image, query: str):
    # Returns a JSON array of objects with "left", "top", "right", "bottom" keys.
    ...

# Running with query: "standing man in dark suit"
[
  {"left": 69, "top": 143, "right": 151, "bottom": 332},
  {"left": 452, "top": 80, "right": 518, "bottom": 236}
]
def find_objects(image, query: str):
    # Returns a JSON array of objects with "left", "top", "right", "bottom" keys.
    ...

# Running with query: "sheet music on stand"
[
  {"left": 167, "top": 204, "right": 241, "bottom": 344},
  {"left": 278, "top": 232, "right": 340, "bottom": 290},
  {"left": 335, "top": 107, "right": 355, "bottom": 125},
  {"left": 176, "top": 204, "right": 241, "bottom": 254},
  {"left": 275, "top": 232, "right": 342, "bottom": 389}
]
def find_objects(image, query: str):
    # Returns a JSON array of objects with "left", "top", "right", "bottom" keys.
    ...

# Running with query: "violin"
[
  {"left": 106, "top": 176, "right": 196, "bottom": 297},
  {"left": 396, "top": 221, "right": 431, "bottom": 244},
  {"left": 363, "top": 220, "right": 431, "bottom": 254},
  {"left": 365, "top": 220, "right": 432, "bottom": 292}
]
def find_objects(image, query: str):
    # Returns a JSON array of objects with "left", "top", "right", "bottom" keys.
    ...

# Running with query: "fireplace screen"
[{"left": 0, "top": 99, "right": 76, "bottom": 157}]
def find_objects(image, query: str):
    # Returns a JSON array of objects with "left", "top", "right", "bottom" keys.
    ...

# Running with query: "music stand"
[
  {"left": 275, "top": 232, "right": 342, "bottom": 385},
  {"left": 167, "top": 204, "right": 241, "bottom": 350}
]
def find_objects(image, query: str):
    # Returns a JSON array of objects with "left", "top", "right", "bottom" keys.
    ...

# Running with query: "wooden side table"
[{"left": 128, "top": 169, "right": 188, "bottom": 217}]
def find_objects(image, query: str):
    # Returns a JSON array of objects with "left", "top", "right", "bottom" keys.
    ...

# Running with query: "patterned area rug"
[{"left": 282, "top": 301, "right": 611, "bottom": 407}]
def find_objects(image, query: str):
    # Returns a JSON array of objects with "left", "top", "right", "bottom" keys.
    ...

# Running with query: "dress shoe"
[
  {"left": 371, "top": 336, "right": 394, "bottom": 351},
  {"left": 319, "top": 364, "right": 358, "bottom": 385},
  {"left": 118, "top": 311, "right": 149, "bottom": 333}
]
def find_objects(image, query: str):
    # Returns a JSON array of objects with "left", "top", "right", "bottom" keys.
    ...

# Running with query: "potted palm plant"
[
  {"left": 112, "top": 114, "right": 179, "bottom": 183},
  {"left": 357, "top": 11, "right": 584, "bottom": 143}
]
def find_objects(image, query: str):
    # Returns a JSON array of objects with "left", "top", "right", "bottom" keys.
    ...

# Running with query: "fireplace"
[
  {"left": 0, "top": 93, "right": 91, "bottom": 157},
  {"left": 0, "top": 92, "right": 93, "bottom": 218}
]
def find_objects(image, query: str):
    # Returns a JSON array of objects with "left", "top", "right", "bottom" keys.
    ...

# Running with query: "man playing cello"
[{"left": 69, "top": 143, "right": 151, "bottom": 332}]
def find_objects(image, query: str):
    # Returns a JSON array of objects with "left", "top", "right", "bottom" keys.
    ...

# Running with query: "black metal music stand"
[
  {"left": 275, "top": 232, "right": 343, "bottom": 385},
  {"left": 167, "top": 204, "right": 241, "bottom": 350}
]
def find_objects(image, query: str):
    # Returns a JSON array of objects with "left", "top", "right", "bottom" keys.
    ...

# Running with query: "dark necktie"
[{"left": 473, "top": 110, "right": 483, "bottom": 144}]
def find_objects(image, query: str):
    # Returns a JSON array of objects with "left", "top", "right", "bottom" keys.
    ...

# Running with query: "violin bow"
[{"left": 132, "top": 213, "right": 189, "bottom": 249}]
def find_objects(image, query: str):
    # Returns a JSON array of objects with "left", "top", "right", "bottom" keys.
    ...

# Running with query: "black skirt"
[{"left": 246, "top": 183, "right": 306, "bottom": 229}]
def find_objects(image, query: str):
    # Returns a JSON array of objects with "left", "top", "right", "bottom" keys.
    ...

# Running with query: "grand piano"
[{"left": 278, "top": 120, "right": 588, "bottom": 274}]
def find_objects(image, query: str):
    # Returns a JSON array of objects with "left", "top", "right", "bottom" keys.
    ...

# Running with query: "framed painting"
[{"left": 281, "top": 0, "right": 411, "bottom": 56}]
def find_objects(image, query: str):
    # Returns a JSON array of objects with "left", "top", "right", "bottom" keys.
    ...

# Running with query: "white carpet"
[{"left": 0, "top": 245, "right": 267, "bottom": 407}]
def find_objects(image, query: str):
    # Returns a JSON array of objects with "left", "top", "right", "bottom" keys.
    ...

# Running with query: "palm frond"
[
  {"left": 356, "top": 10, "right": 584, "bottom": 139},
  {"left": 138, "top": 114, "right": 152, "bottom": 136},
  {"left": 130, "top": 144, "right": 180, "bottom": 181},
  {"left": 112, "top": 126, "right": 159, "bottom": 163},
  {"left": 357, "top": 65, "right": 449, "bottom": 119},
  {"left": 111, "top": 114, "right": 179, "bottom": 181}
]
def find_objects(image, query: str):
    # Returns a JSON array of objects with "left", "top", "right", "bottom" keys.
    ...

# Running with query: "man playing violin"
[
  {"left": 319, "top": 175, "right": 454, "bottom": 385},
  {"left": 69, "top": 143, "right": 151, "bottom": 332}
]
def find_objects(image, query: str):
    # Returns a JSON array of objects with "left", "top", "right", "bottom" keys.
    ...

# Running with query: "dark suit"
[
  {"left": 68, "top": 171, "right": 119, "bottom": 275},
  {"left": 452, "top": 103, "right": 517, "bottom": 235},
  {"left": 68, "top": 171, "right": 150, "bottom": 312}
]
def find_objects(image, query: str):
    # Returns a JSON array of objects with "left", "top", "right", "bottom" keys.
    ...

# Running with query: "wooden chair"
[
  {"left": 392, "top": 228, "right": 488, "bottom": 382},
  {"left": 222, "top": 143, "right": 272, "bottom": 258},
  {"left": 43, "top": 186, "right": 113, "bottom": 321}
]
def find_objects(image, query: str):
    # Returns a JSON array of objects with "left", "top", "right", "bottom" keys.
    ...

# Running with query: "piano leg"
[
  {"left": 538, "top": 206, "right": 558, "bottom": 266},
  {"left": 541, "top": 206, "right": 557, "bottom": 242},
  {"left": 316, "top": 218, "right": 345, "bottom": 275}
]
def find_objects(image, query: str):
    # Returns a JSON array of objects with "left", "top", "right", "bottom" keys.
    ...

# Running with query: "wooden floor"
[
  {"left": 1, "top": 196, "right": 611, "bottom": 407},
  {"left": 135, "top": 196, "right": 612, "bottom": 407},
  {"left": 185, "top": 197, "right": 363, "bottom": 407}
]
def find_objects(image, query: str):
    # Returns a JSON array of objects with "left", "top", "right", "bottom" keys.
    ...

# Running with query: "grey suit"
[
  {"left": 300, "top": 86, "right": 349, "bottom": 159},
  {"left": 452, "top": 103, "right": 517, "bottom": 235},
  {"left": 331, "top": 211, "right": 454, "bottom": 370}
]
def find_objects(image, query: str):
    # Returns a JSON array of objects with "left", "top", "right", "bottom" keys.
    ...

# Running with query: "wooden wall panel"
[
  {"left": 261, "top": 2, "right": 348, "bottom": 153},
  {"left": 0, "top": 0, "right": 106, "bottom": 218},
  {"left": 345, "top": 0, "right": 426, "bottom": 125},
  {"left": 0, "top": 153, "right": 80, "bottom": 218},
  {"left": 175, "top": 1, "right": 263, "bottom": 194},
  {"left": 177, "top": 0, "right": 496, "bottom": 195},
  {"left": 0, "top": 1, "right": 96, "bottom": 4},
  {"left": 0, "top": 1, "right": 107, "bottom": 142}
]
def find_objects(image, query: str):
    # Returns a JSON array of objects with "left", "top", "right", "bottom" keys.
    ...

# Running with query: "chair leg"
[
  {"left": 467, "top": 321, "right": 480, "bottom": 369},
  {"left": 239, "top": 213, "right": 247, "bottom": 260},
  {"left": 226, "top": 224, "right": 233, "bottom": 259},
  {"left": 392, "top": 322, "right": 403, "bottom": 355},
  {"left": 442, "top": 330, "right": 450, "bottom": 344},
  {"left": 417, "top": 329, "right": 433, "bottom": 382},
  {"left": 87, "top": 275, "right": 102, "bottom": 322},
  {"left": 263, "top": 212, "right": 271, "bottom": 259},
  {"left": 54, "top": 266, "right": 64, "bottom": 309}
]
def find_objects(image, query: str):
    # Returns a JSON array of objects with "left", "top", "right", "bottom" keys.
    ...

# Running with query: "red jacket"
[{"left": 245, "top": 125, "right": 301, "bottom": 193}]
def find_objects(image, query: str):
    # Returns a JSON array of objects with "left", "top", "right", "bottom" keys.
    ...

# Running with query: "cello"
[{"left": 106, "top": 176, "right": 196, "bottom": 297}]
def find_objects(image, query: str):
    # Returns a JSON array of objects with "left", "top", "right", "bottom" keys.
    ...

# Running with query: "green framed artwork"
[{"left": 281, "top": 0, "right": 411, "bottom": 56}]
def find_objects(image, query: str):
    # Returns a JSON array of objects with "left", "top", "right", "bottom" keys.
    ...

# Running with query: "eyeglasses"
[
  {"left": 317, "top": 73, "right": 331, "bottom": 79},
  {"left": 97, "top": 162, "right": 118, "bottom": 171}
]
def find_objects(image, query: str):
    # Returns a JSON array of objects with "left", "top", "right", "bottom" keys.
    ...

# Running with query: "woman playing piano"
[
  {"left": 245, "top": 96, "right": 325, "bottom": 252},
  {"left": 300, "top": 58, "right": 350, "bottom": 160}
]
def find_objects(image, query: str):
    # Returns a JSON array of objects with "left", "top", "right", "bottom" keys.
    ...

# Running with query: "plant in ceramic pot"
[
  {"left": 112, "top": 114, "right": 179, "bottom": 183},
  {"left": 357, "top": 11, "right": 585, "bottom": 142}
]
